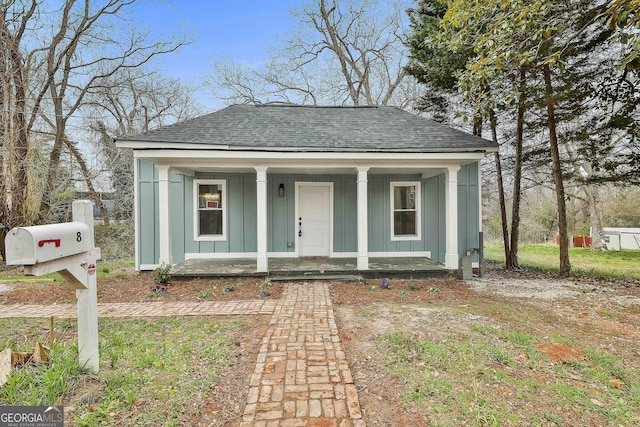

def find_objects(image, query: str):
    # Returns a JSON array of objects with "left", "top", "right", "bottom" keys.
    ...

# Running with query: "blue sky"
[{"left": 131, "top": 1, "right": 303, "bottom": 109}]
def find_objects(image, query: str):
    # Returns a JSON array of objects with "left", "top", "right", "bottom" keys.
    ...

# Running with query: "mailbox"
[{"left": 5, "top": 222, "right": 92, "bottom": 265}]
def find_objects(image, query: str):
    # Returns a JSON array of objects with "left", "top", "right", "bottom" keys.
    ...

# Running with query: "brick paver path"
[
  {"left": 240, "top": 282, "right": 364, "bottom": 427},
  {"left": 0, "top": 282, "right": 364, "bottom": 426},
  {"left": 0, "top": 300, "right": 276, "bottom": 318}
]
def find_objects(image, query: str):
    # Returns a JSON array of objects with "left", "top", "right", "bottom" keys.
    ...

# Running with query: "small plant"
[
  {"left": 197, "top": 290, "right": 215, "bottom": 300},
  {"left": 398, "top": 290, "right": 409, "bottom": 296},
  {"left": 380, "top": 278, "right": 391, "bottom": 289},
  {"left": 260, "top": 280, "right": 272, "bottom": 289},
  {"left": 153, "top": 264, "right": 172, "bottom": 284},
  {"left": 222, "top": 284, "right": 235, "bottom": 293},
  {"left": 369, "top": 285, "right": 380, "bottom": 292},
  {"left": 408, "top": 283, "right": 420, "bottom": 291},
  {"left": 429, "top": 287, "right": 441, "bottom": 294},
  {"left": 259, "top": 291, "right": 271, "bottom": 299},
  {"left": 150, "top": 285, "right": 168, "bottom": 298},
  {"left": 123, "top": 389, "right": 138, "bottom": 407}
]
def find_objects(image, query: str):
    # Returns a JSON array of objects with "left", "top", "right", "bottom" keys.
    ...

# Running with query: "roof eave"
[{"left": 116, "top": 139, "right": 497, "bottom": 154}]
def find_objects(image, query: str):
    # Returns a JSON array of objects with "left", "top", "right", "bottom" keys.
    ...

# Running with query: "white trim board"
[
  {"left": 185, "top": 252, "right": 257, "bottom": 260},
  {"left": 369, "top": 251, "right": 432, "bottom": 258},
  {"left": 184, "top": 251, "right": 432, "bottom": 260}
]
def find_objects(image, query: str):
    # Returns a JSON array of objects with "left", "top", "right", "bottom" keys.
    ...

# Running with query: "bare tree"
[
  {"left": 208, "top": 0, "right": 417, "bottom": 107},
  {"left": 84, "top": 69, "right": 204, "bottom": 223},
  {"left": 0, "top": 1, "right": 38, "bottom": 260},
  {"left": 36, "top": 0, "right": 189, "bottom": 222},
  {"left": 0, "top": 0, "right": 189, "bottom": 260}
]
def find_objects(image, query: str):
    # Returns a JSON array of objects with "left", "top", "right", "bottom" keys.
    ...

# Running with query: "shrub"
[{"left": 153, "top": 264, "right": 172, "bottom": 284}]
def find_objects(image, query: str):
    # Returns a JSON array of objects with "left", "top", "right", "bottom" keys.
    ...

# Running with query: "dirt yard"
[
  {"left": 1, "top": 264, "right": 639, "bottom": 426},
  {"left": 331, "top": 268, "right": 640, "bottom": 426}
]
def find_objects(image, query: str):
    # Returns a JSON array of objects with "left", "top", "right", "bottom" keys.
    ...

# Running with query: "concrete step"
[{"left": 268, "top": 274, "right": 363, "bottom": 282}]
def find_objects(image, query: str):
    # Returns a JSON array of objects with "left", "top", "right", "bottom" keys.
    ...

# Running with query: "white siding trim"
[
  {"left": 185, "top": 252, "right": 257, "bottom": 260},
  {"left": 134, "top": 158, "right": 140, "bottom": 271},
  {"left": 390, "top": 181, "right": 422, "bottom": 241},
  {"left": 193, "top": 179, "right": 227, "bottom": 242},
  {"left": 369, "top": 251, "right": 432, "bottom": 258},
  {"left": 125, "top": 145, "right": 494, "bottom": 157}
]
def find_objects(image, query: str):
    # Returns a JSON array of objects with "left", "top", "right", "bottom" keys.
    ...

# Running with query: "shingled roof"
[{"left": 118, "top": 104, "right": 496, "bottom": 152}]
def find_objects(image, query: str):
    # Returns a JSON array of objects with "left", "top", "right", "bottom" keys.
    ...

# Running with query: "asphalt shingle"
[{"left": 118, "top": 104, "right": 495, "bottom": 152}]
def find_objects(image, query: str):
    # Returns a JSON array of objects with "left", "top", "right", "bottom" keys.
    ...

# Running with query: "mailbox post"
[{"left": 5, "top": 200, "right": 101, "bottom": 372}]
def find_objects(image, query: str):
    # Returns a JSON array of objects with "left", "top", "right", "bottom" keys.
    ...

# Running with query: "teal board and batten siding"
[
  {"left": 365, "top": 162, "right": 479, "bottom": 263},
  {"left": 457, "top": 162, "right": 480, "bottom": 262},
  {"left": 136, "top": 160, "right": 480, "bottom": 265},
  {"left": 267, "top": 175, "right": 358, "bottom": 254},
  {"left": 138, "top": 159, "right": 160, "bottom": 265}
]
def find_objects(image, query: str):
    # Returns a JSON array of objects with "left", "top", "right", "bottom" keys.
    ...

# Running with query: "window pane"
[
  {"left": 393, "top": 186, "right": 416, "bottom": 210},
  {"left": 200, "top": 210, "right": 223, "bottom": 235},
  {"left": 394, "top": 211, "right": 416, "bottom": 236},
  {"left": 198, "top": 184, "right": 223, "bottom": 209}
]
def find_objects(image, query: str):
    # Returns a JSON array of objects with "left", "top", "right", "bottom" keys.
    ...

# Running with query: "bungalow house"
[{"left": 115, "top": 104, "right": 497, "bottom": 273}]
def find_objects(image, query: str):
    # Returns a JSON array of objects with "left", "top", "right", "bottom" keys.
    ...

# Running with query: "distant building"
[{"left": 602, "top": 228, "right": 640, "bottom": 251}]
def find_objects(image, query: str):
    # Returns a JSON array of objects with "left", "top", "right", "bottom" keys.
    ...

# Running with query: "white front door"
[{"left": 297, "top": 183, "right": 332, "bottom": 257}]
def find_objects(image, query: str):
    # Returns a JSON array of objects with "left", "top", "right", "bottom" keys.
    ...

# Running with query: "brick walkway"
[
  {"left": 0, "top": 300, "right": 277, "bottom": 318},
  {"left": 240, "top": 282, "right": 364, "bottom": 427},
  {"left": 0, "top": 283, "right": 364, "bottom": 426}
]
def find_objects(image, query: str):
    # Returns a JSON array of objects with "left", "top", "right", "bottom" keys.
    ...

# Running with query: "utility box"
[
  {"left": 459, "top": 252, "right": 473, "bottom": 280},
  {"left": 5, "top": 222, "right": 92, "bottom": 265}
]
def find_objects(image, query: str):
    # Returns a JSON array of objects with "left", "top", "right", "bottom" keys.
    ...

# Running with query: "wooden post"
[{"left": 72, "top": 200, "right": 100, "bottom": 373}]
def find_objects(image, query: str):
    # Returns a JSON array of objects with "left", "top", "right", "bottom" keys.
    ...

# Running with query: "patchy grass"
[
  {"left": 0, "top": 317, "right": 243, "bottom": 426},
  {"left": 95, "top": 259, "right": 135, "bottom": 278},
  {"left": 380, "top": 314, "right": 640, "bottom": 426},
  {"left": 0, "top": 259, "right": 134, "bottom": 285},
  {"left": 484, "top": 242, "right": 640, "bottom": 280}
]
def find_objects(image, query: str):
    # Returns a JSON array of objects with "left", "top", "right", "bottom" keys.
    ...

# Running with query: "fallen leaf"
[{"left": 609, "top": 379, "right": 625, "bottom": 390}]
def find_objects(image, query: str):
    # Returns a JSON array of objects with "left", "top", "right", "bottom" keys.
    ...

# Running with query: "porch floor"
[{"left": 170, "top": 257, "right": 450, "bottom": 280}]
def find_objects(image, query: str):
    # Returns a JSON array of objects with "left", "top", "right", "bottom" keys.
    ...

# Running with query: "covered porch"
[{"left": 170, "top": 257, "right": 450, "bottom": 280}]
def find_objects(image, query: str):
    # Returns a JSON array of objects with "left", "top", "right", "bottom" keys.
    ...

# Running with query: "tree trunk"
[
  {"left": 543, "top": 62, "right": 571, "bottom": 276},
  {"left": 490, "top": 112, "right": 511, "bottom": 267},
  {"left": 39, "top": 86, "right": 66, "bottom": 221},
  {"left": 587, "top": 185, "right": 605, "bottom": 250},
  {"left": 507, "top": 67, "right": 526, "bottom": 269},
  {"left": 64, "top": 137, "right": 111, "bottom": 226}
]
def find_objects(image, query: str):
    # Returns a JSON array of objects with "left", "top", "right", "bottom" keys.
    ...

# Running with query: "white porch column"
[
  {"left": 256, "top": 166, "right": 268, "bottom": 272},
  {"left": 157, "top": 165, "right": 173, "bottom": 266},
  {"left": 445, "top": 166, "right": 461, "bottom": 270},
  {"left": 356, "top": 167, "right": 369, "bottom": 270}
]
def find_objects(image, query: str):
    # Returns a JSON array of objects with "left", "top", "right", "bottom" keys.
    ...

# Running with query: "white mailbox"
[
  {"left": 5, "top": 222, "right": 92, "bottom": 265},
  {"left": 3, "top": 200, "right": 100, "bottom": 373}
]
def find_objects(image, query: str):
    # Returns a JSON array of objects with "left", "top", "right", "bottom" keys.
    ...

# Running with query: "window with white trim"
[
  {"left": 194, "top": 180, "right": 226, "bottom": 240},
  {"left": 390, "top": 182, "right": 421, "bottom": 240}
]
